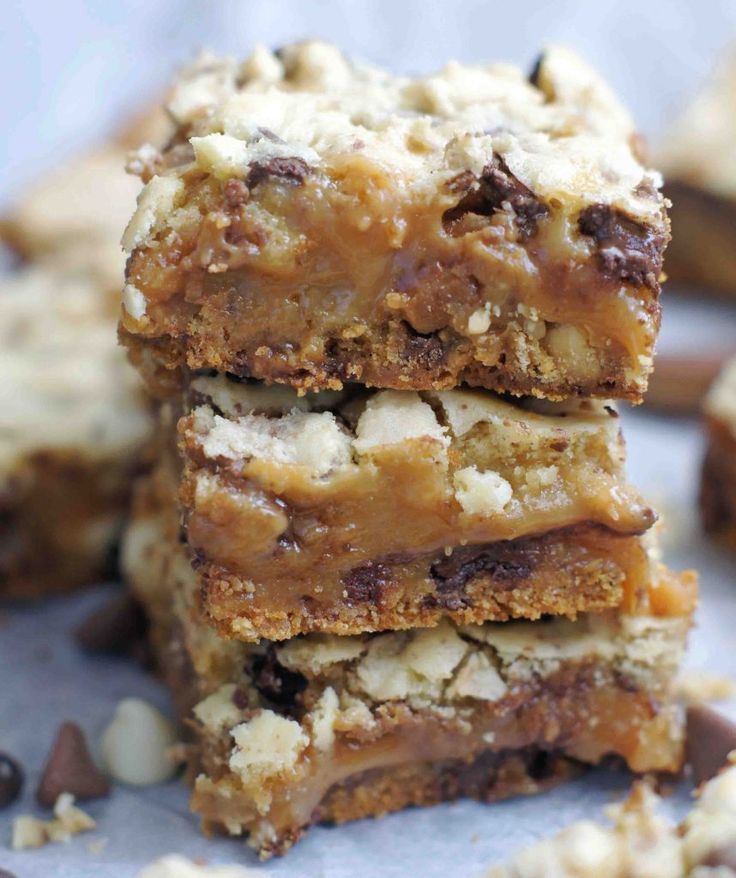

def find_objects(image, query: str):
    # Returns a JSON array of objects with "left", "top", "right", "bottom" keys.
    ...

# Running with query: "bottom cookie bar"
[
  {"left": 701, "top": 358, "right": 736, "bottom": 549},
  {"left": 124, "top": 486, "right": 695, "bottom": 858}
]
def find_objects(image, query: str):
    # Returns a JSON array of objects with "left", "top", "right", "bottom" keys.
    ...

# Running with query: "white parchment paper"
[{"left": 1, "top": 298, "right": 735, "bottom": 878}]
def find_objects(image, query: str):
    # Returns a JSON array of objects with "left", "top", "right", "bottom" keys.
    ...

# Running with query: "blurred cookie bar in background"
[
  {"left": 701, "top": 357, "right": 736, "bottom": 549},
  {"left": 659, "top": 51, "right": 736, "bottom": 297},
  {"left": 0, "top": 105, "right": 168, "bottom": 598}
]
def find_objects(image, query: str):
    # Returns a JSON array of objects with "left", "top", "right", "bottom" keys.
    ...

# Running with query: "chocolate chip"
[
  {"left": 686, "top": 704, "right": 736, "bottom": 786},
  {"left": 578, "top": 203, "right": 663, "bottom": 290},
  {"left": 251, "top": 647, "right": 307, "bottom": 709},
  {"left": 247, "top": 156, "right": 310, "bottom": 189},
  {"left": 443, "top": 155, "right": 549, "bottom": 239},
  {"left": 0, "top": 752, "right": 23, "bottom": 808},
  {"left": 701, "top": 842, "right": 736, "bottom": 869},
  {"left": 528, "top": 53, "right": 544, "bottom": 88},
  {"left": 399, "top": 323, "right": 447, "bottom": 371},
  {"left": 36, "top": 722, "right": 110, "bottom": 807},
  {"left": 431, "top": 544, "right": 533, "bottom": 594},
  {"left": 74, "top": 592, "right": 148, "bottom": 656},
  {"left": 342, "top": 561, "right": 392, "bottom": 604}
]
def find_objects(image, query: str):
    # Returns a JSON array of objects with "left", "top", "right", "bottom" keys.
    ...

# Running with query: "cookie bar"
[
  {"left": 0, "top": 263, "right": 152, "bottom": 598},
  {"left": 658, "top": 53, "right": 736, "bottom": 297},
  {"left": 175, "top": 376, "right": 662, "bottom": 640},
  {"left": 121, "top": 42, "right": 668, "bottom": 402},
  {"left": 490, "top": 760, "right": 736, "bottom": 877},
  {"left": 123, "top": 489, "right": 694, "bottom": 858},
  {"left": 701, "top": 358, "right": 736, "bottom": 548}
]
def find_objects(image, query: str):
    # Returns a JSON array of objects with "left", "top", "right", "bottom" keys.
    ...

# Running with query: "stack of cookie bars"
[{"left": 120, "top": 42, "right": 697, "bottom": 856}]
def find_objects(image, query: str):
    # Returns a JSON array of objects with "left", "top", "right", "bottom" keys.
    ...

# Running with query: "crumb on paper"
[
  {"left": 87, "top": 836, "right": 108, "bottom": 855},
  {"left": 136, "top": 853, "right": 264, "bottom": 876},
  {"left": 11, "top": 792, "right": 95, "bottom": 850},
  {"left": 674, "top": 669, "right": 736, "bottom": 704}
]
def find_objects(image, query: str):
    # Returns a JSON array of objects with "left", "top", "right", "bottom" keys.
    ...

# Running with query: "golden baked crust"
[{"left": 120, "top": 42, "right": 668, "bottom": 401}]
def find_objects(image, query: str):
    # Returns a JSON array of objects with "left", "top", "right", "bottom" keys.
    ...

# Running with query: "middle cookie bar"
[{"left": 176, "top": 376, "right": 659, "bottom": 641}]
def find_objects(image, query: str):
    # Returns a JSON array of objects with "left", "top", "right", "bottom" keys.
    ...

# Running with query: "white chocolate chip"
[
  {"left": 191, "top": 133, "right": 250, "bottom": 179},
  {"left": 122, "top": 283, "right": 148, "bottom": 321},
  {"left": 467, "top": 304, "right": 491, "bottom": 335},
  {"left": 100, "top": 698, "right": 178, "bottom": 786},
  {"left": 453, "top": 466, "right": 513, "bottom": 515}
]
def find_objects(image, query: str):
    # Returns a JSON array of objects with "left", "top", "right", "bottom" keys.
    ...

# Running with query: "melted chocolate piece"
[
  {"left": 427, "top": 543, "right": 534, "bottom": 610},
  {"left": 578, "top": 203, "right": 663, "bottom": 289},
  {"left": 444, "top": 156, "right": 549, "bottom": 239},
  {"left": 399, "top": 323, "right": 447, "bottom": 371},
  {"left": 247, "top": 156, "right": 310, "bottom": 189},
  {"left": 343, "top": 561, "right": 392, "bottom": 604},
  {"left": 251, "top": 647, "right": 307, "bottom": 708}
]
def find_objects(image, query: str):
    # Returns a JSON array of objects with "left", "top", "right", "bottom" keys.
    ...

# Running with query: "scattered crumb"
[
  {"left": 136, "top": 854, "right": 264, "bottom": 876},
  {"left": 11, "top": 793, "right": 95, "bottom": 850},
  {"left": 674, "top": 669, "right": 736, "bottom": 704},
  {"left": 87, "top": 836, "right": 108, "bottom": 855}
]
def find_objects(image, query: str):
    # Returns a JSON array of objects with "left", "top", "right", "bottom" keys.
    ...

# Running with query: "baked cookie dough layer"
[
  {"left": 121, "top": 42, "right": 667, "bottom": 401},
  {"left": 174, "top": 376, "right": 668, "bottom": 640},
  {"left": 123, "top": 495, "right": 693, "bottom": 858},
  {"left": 701, "top": 358, "right": 736, "bottom": 549},
  {"left": 0, "top": 264, "right": 152, "bottom": 598}
]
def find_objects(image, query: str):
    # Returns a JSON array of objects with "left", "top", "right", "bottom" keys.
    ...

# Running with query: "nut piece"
[
  {"left": 100, "top": 698, "right": 177, "bottom": 786},
  {"left": 12, "top": 793, "right": 95, "bottom": 850},
  {"left": 0, "top": 751, "right": 24, "bottom": 808},
  {"left": 36, "top": 721, "right": 110, "bottom": 806}
]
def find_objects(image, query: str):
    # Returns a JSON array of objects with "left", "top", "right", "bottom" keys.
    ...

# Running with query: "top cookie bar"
[{"left": 121, "top": 42, "right": 668, "bottom": 401}]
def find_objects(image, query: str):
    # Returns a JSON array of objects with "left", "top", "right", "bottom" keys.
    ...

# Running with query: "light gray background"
[
  {"left": 2, "top": 0, "right": 736, "bottom": 202},
  {"left": 2, "top": 2, "right": 736, "bottom": 875}
]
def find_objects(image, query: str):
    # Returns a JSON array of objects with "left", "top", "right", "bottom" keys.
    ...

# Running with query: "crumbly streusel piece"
[
  {"left": 121, "top": 42, "right": 667, "bottom": 401},
  {"left": 0, "top": 264, "right": 152, "bottom": 598},
  {"left": 701, "top": 358, "right": 736, "bottom": 548},
  {"left": 122, "top": 489, "right": 695, "bottom": 858},
  {"left": 489, "top": 758, "right": 736, "bottom": 877},
  {"left": 172, "top": 376, "right": 676, "bottom": 640}
]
